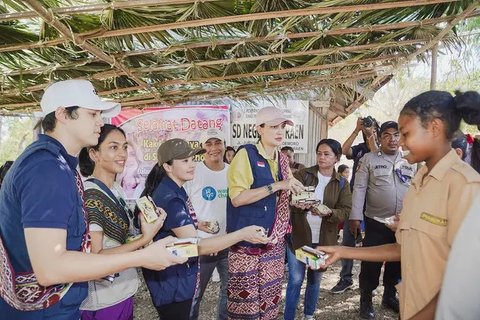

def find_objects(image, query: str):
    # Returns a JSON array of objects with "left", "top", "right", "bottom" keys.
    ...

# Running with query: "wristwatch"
[{"left": 266, "top": 184, "right": 274, "bottom": 195}]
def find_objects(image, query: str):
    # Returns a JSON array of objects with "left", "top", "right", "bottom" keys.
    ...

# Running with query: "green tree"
[{"left": 0, "top": 116, "right": 34, "bottom": 164}]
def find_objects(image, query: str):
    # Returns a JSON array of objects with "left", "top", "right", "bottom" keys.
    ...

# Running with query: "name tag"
[
  {"left": 420, "top": 212, "right": 447, "bottom": 227},
  {"left": 374, "top": 164, "right": 388, "bottom": 169}
]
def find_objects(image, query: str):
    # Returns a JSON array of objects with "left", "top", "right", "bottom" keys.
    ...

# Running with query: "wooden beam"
[
  {"left": 93, "top": 0, "right": 461, "bottom": 39},
  {"left": 0, "top": 0, "right": 218, "bottom": 21},
  {"left": 330, "top": 74, "right": 393, "bottom": 125},
  {"left": 1, "top": 53, "right": 396, "bottom": 96},
  {"left": 0, "top": 36, "right": 437, "bottom": 78},
  {"left": 0, "top": 70, "right": 379, "bottom": 110},
  {"left": 22, "top": 0, "right": 165, "bottom": 103},
  {"left": 1, "top": 2, "right": 474, "bottom": 54},
  {"left": 156, "top": 55, "right": 401, "bottom": 86},
  {"left": 430, "top": 44, "right": 438, "bottom": 90}
]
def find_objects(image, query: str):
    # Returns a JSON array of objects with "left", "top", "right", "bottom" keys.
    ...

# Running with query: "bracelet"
[{"left": 266, "top": 184, "right": 274, "bottom": 195}]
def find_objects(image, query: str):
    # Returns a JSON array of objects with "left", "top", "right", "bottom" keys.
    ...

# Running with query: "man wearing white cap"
[
  {"left": 226, "top": 106, "right": 304, "bottom": 319},
  {"left": 0, "top": 80, "right": 185, "bottom": 319},
  {"left": 185, "top": 128, "right": 229, "bottom": 320}
]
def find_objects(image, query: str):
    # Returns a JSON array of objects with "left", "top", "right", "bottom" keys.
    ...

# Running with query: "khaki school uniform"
[{"left": 396, "top": 149, "right": 480, "bottom": 319}]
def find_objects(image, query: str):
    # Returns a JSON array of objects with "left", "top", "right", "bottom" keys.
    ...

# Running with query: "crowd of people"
[{"left": 0, "top": 79, "right": 480, "bottom": 320}]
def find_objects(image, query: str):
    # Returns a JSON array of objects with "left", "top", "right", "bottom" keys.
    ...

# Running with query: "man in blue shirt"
[{"left": 0, "top": 80, "right": 186, "bottom": 319}]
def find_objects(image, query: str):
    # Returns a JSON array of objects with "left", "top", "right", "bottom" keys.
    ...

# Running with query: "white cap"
[
  {"left": 200, "top": 128, "right": 226, "bottom": 145},
  {"left": 40, "top": 80, "right": 121, "bottom": 118},
  {"left": 255, "top": 106, "right": 294, "bottom": 127}
]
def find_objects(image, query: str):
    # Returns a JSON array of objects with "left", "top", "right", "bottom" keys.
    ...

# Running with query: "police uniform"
[
  {"left": 396, "top": 149, "right": 480, "bottom": 319},
  {"left": 350, "top": 149, "right": 416, "bottom": 307}
]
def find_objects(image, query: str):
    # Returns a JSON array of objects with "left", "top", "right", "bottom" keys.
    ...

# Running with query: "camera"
[{"left": 362, "top": 116, "right": 374, "bottom": 128}]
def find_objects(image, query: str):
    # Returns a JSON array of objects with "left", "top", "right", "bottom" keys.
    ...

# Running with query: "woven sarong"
[{"left": 227, "top": 151, "right": 291, "bottom": 320}]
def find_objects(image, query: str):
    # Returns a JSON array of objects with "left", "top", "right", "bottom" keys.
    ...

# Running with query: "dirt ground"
[{"left": 133, "top": 259, "right": 398, "bottom": 320}]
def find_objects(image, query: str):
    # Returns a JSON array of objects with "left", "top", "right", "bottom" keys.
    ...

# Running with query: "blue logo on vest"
[{"left": 202, "top": 186, "right": 217, "bottom": 201}]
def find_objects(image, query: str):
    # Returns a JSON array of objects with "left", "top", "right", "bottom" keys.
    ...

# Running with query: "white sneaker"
[
  {"left": 304, "top": 315, "right": 314, "bottom": 320},
  {"left": 211, "top": 268, "right": 220, "bottom": 282}
]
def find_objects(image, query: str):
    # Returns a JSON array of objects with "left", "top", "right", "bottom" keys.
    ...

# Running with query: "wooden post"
[{"left": 430, "top": 44, "right": 438, "bottom": 90}]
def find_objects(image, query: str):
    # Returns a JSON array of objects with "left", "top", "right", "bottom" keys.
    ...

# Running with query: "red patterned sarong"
[{"left": 227, "top": 151, "right": 291, "bottom": 319}]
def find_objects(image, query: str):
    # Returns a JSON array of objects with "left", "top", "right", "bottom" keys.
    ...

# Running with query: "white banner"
[{"left": 230, "top": 100, "right": 309, "bottom": 153}]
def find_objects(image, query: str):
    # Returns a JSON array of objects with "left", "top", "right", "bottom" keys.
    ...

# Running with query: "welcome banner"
[
  {"left": 112, "top": 106, "right": 230, "bottom": 199},
  {"left": 230, "top": 100, "right": 309, "bottom": 153}
]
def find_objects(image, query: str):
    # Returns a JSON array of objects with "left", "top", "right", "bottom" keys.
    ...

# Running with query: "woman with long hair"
[
  {"left": 285, "top": 139, "right": 351, "bottom": 319},
  {"left": 78, "top": 124, "right": 165, "bottom": 320},
  {"left": 141, "top": 138, "right": 269, "bottom": 320}
]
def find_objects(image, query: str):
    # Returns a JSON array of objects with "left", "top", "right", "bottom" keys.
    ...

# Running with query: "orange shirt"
[{"left": 396, "top": 150, "right": 480, "bottom": 319}]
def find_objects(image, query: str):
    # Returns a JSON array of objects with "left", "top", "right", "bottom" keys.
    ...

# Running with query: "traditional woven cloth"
[
  {"left": 186, "top": 198, "right": 199, "bottom": 228},
  {"left": 0, "top": 171, "right": 90, "bottom": 311},
  {"left": 84, "top": 188, "right": 129, "bottom": 245},
  {"left": 227, "top": 152, "right": 291, "bottom": 320}
]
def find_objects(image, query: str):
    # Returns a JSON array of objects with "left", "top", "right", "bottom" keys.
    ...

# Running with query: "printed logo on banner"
[{"left": 202, "top": 186, "right": 217, "bottom": 201}]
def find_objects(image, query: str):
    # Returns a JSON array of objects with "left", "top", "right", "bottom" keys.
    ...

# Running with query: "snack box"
[
  {"left": 291, "top": 186, "right": 318, "bottom": 204},
  {"left": 136, "top": 195, "right": 159, "bottom": 223},
  {"left": 373, "top": 216, "right": 395, "bottom": 225},
  {"left": 166, "top": 238, "right": 199, "bottom": 258},
  {"left": 311, "top": 202, "right": 330, "bottom": 214},
  {"left": 204, "top": 220, "right": 220, "bottom": 234},
  {"left": 295, "top": 245, "right": 328, "bottom": 270}
]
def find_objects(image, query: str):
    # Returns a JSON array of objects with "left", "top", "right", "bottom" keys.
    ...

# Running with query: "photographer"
[{"left": 330, "top": 116, "right": 378, "bottom": 294}]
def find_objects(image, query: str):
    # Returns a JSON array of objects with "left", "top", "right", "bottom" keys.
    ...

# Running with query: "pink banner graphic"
[{"left": 112, "top": 106, "right": 230, "bottom": 199}]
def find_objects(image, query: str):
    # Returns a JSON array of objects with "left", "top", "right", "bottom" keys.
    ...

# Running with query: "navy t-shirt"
[
  {"left": 348, "top": 142, "right": 370, "bottom": 191},
  {"left": 142, "top": 176, "right": 198, "bottom": 306},
  {"left": 0, "top": 135, "right": 87, "bottom": 319}
]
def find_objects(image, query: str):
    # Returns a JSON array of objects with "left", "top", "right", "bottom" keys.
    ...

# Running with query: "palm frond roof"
[{"left": 0, "top": 0, "right": 478, "bottom": 123}]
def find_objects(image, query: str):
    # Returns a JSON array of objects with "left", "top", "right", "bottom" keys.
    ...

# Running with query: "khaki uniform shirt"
[
  {"left": 396, "top": 149, "right": 480, "bottom": 319},
  {"left": 350, "top": 150, "right": 416, "bottom": 220}
]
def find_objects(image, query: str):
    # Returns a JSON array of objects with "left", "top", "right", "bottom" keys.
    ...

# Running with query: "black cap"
[{"left": 379, "top": 121, "right": 398, "bottom": 134}]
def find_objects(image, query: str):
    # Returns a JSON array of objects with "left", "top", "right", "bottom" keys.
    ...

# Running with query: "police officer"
[{"left": 349, "top": 121, "right": 416, "bottom": 319}]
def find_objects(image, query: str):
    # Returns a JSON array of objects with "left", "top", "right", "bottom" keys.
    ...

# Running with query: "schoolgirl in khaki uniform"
[{"left": 319, "top": 90, "right": 480, "bottom": 320}]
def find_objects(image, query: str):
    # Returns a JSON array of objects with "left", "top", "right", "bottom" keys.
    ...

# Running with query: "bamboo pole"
[
  {"left": 92, "top": 0, "right": 462, "bottom": 39},
  {"left": 0, "top": 70, "right": 379, "bottom": 110},
  {"left": 1, "top": 53, "right": 396, "bottom": 96},
  {"left": 156, "top": 54, "right": 401, "bottom": 86},
  {"left": 2, "top": 3, "right": 475, "bottom": 54},
  {"left": 0, "top": 0, "right": 218, "bottom": 21},
  {"left": 430, "top": 44, "right": 438, "bottom": 90},
  {"left": 22, "top": 0, "right": 165, "bottom": 103}
]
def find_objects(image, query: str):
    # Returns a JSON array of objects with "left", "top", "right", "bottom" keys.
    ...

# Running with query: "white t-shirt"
[
  {"left": 80, "top": 180, "right": 139, "bottom": 311},
  {"left": 306, "top": 172, "right": 331, "bottom": 243},
  {"left": 184, "top": 161, "right": 229, "bottom": 238}
]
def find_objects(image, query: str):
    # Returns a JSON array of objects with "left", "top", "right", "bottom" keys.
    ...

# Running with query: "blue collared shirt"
[
  {"left": 0, "top": 134, "right": 87, "bottom": 319},
  {"left": 142, "top": 175, "right": 198, "bottom": 306}
]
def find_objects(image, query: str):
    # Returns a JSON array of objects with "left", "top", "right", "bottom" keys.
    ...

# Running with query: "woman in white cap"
[
  {"left": 226, "top": 107, "right": 304, "bottom": 319},
  {"left": 139, "top": 138, "right": 269, "bottom": 320}
]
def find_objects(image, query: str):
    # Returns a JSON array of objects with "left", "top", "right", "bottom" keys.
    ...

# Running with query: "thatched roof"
[{"left": 0, "top": 0, "right": 478, "bottom": 123}]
